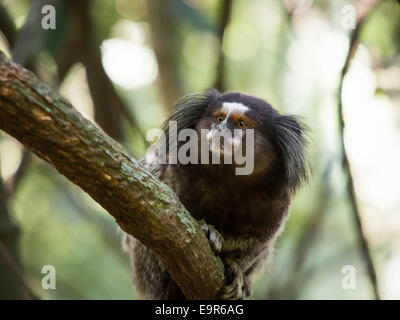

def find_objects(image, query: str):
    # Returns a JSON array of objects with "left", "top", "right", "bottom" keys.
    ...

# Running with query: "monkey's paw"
[
  {"left": 200, "top": 221, "right": 224, "bottom": 255},
  {"left": 219, "top": 263, "right": 252, "bottom": 300}
]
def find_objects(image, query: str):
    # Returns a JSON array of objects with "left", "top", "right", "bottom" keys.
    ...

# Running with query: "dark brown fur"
[{"left": 123, "top": 90, "right": 309, "bottom": 300}]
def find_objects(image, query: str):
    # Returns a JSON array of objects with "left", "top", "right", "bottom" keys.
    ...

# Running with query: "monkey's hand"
[
  {"left": 200, "top": 220, "right": 224, "bottom": 255},
  {"left": 200, "top": 222, "right": 252, "bottom": 299},
  {"left": 219, "top": 261, "right": 252, "bottom": 300}
]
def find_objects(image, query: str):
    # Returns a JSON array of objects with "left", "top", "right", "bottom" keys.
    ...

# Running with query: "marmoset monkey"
[{"left": 123, "top": 89, "right": 309, "bottom": 300}]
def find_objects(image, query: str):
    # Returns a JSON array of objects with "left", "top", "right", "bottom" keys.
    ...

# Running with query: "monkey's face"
[
  {"left": 194, "top": 95, "right": 276, "bottom": 175},
  {"left": 165, "top": 90, "right": 307, "bottom": 188}
]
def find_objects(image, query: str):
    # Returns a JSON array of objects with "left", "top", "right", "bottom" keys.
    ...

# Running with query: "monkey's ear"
[
  {"left": 162, "top": 89, "right": 221, "bottom": 150},
  {"left": 272, "top": 115, "right": 309, "bottom": 193},
  {"left": 166, "top": 89, "right": 220, "bottom": 130}
]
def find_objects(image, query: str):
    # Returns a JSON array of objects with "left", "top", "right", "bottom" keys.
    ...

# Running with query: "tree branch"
[{"left": 0, "top": 51, "right": 225, "bottom": 300}]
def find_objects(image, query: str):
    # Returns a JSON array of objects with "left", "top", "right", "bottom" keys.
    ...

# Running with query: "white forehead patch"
[{"left": 221, "top": 102, "right": 249, "bottom": 117}]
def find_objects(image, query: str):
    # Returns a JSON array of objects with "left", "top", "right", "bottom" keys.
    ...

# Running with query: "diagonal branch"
[{"left": 0, "top": 51, "right": 225, "bottom": 300}]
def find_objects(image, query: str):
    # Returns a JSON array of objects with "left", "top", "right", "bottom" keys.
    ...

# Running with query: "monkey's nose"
[{"left": 217, "top": 123, "right": 228, "bottom": 131}]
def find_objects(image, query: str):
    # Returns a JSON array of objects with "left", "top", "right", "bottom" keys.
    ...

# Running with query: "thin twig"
[
  {"left": 0, "top": 242, "right": 39, "bottom": 300},
  {"left": 337, "top": 0, "right": 381, "bottom": 300}
]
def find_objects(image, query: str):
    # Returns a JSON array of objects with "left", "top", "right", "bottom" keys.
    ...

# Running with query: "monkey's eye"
[
  {"left": 237, "top": 119, "right": 247, "bottom": 128},
  {"left": 216, "top": 115, "right": 225, "bottom": 123}
]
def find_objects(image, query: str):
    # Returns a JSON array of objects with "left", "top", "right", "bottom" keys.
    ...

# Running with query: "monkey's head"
[{"left": 163, "top": 89, "right": 309, "bottom": 192}]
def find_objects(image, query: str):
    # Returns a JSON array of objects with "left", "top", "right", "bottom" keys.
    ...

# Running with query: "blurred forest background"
[{"left": 0, "top": 0, "right": 399, "bottom": 299}]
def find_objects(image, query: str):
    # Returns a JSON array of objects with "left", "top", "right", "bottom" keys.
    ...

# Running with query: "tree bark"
[{"left": 0, "top": 51, "right": 225, "bottom": 300}]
